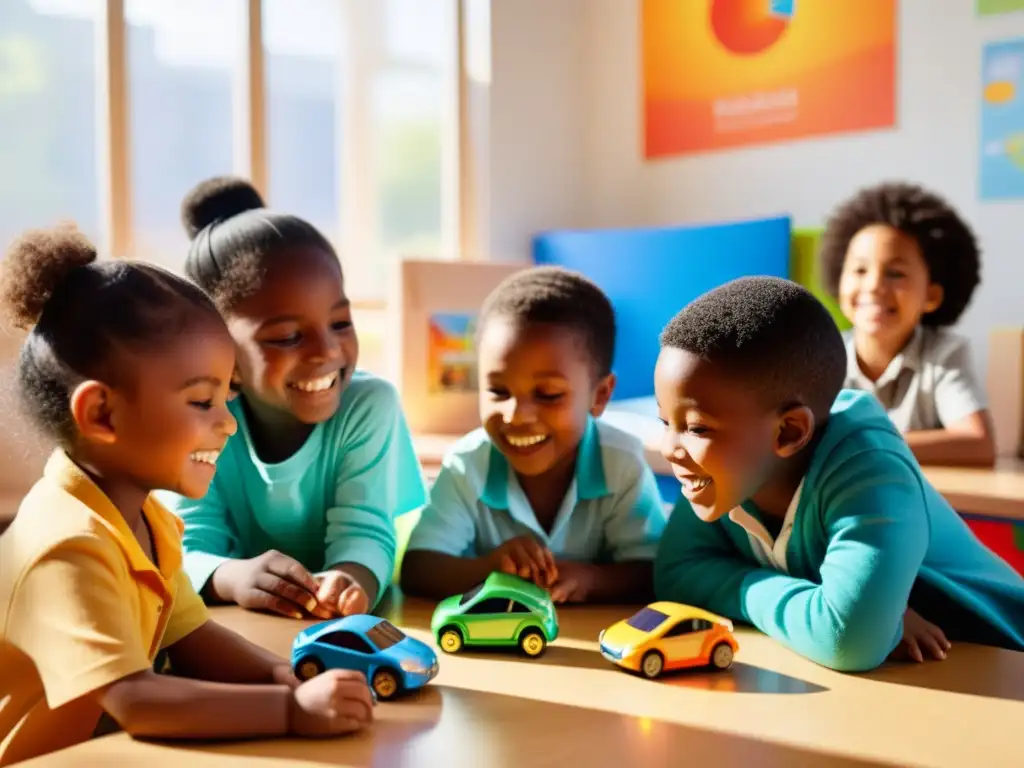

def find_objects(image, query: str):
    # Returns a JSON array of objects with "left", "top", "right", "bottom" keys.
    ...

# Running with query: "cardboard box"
[{"left": 389, "top": 259, "right": 528, "bottom": 435}]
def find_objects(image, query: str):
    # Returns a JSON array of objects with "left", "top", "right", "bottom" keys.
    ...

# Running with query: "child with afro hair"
[{"left": 820, "top": 181, "right": 994, "bottom": 467}]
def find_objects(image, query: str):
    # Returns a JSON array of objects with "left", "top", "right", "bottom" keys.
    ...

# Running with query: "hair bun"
[
  {"left": 0, "top": 224, "right": 97, "bottom": 329},
  {"left": 181, "top": 176, "right": 265, "bottom": 240}
]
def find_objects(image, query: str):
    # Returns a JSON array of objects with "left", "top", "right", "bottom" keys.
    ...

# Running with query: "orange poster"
[{"left": 642, "top": 0, "right": 896, "bottom": 158}]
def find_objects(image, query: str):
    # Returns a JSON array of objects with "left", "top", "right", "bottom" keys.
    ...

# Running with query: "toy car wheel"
[
  {"left": 438, "top": 626, "right": 464, "bottom": 654},
  {"left": 711, "top": 642, "right": 734, "bottom": 670},
  {"left": 294, "top": 656, "right": 325, "bottom": 681},
  {"left": 518, "top": 629, "right": 546, "bottom": 658},
  {"left": 372, "top": 668, "right": 400, "bottom": 700},
  {"left": 640, "top": 650, "right": 664, "bottom": 679}
]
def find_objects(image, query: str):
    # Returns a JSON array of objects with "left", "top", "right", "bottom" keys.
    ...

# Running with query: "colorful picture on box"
[
  {"left": 642, "top": 0, "right": 896, "bottom": 157},
  {"left": 981, "top": 39, "right": 1024, "bottom": 200},
  {"left": 428, "top": 312, "right": 478, "bottom": 394}
]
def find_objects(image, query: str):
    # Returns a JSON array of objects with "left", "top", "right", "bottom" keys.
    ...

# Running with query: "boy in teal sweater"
[{"left": 653, "top": 277, "right": 1024, "bottom": 672}]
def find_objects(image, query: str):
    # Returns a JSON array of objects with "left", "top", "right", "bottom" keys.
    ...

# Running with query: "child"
[
  {"left": 401, "top": 267, "right": 666, "bottom": 603},
  {"left": 652, "top": 277, "right": 1024, "bottom": 672},
  {"left": 820, "top": 181, "right": 995, "bottom": 467},
  {"left": 164, "top": 179, "right": 426, "bottom": 619},
  {"left": 0, "top": 226, "right": 372, "bottom": 765}
]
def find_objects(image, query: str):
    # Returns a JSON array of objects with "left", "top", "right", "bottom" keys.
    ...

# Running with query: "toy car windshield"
[
  {"left": 365, "top": 620, "right": 406, "bottom": 651},
  {"left": 625, "top": 607, "right": 669, "bottom": 632},
  {"left": 458, "top": 582, "right": 485, "bottom": 606}
]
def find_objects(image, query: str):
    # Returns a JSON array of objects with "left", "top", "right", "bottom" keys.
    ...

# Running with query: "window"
[
  {"left": 319, "top": 630, "right": 374, "bottom": 655},
  {"left": 262, "top": 0, "right": 340, "bottom": 241},
  {"left": 127, "top": 0, "right": 243, "bottom": 269},
  {"left": 0, "top": 0, "right": 102, "bottom": 248},
  {"left": 366, "top": 619, "right": 406, "bottom": 651},
  {"left": 664, "top": 618, "right": 715, "bottom": 638},
  {"left": 626, "top": 607, "right": 669, "bottom": 633},
  {"left": 466, "top": 597, "right": 510, "bottom": 615},
  {"left": 459, "top": 582, "right": 486, "bottom": 606},
  {"left": 508, "top": 601, "right": 531, "bottom": 614}
]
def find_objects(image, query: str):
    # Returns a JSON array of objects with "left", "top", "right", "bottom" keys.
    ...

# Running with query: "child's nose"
[
  {"left": 660, "top": 427, "right": 686, "bottom": 462},
  {"left": 219, "top": 409, "right": 238, "bottom": 437},
  {"left": 505, "top": 398, "right": 537, "bottom": 425}
]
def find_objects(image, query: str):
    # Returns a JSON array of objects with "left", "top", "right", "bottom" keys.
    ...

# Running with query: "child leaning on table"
[
  {"left": 821, "top": 181, "right": 995, "bottom": 467},
  {"left": 652, "top": 277, "right": 1024, "bottom": 673},
  {"left": 0, "top": 227, "right": 372, "bottom": 765},
  {"left": 162, "top": 177, "right": 426, "bottom": 620},
  {"left": 400, "top": 267, "right": 667, "bottom": 603}
]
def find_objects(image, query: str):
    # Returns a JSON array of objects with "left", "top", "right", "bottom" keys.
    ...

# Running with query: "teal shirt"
[
  {"left": 654, "top": 389, "right": 1024, "bottom": 671},
  {"left": 407, "top": 419, "right": 666, "bottom": 561},
  {"left": 165, "top": 372, "right": 427, "bottom": 606}
]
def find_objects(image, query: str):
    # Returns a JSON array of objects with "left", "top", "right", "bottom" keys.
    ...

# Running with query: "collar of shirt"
[
  {"left": 727, "top": 479, "right": 804, "bottom": 573},
  {"left": 43, "top": 450, "right": 183, "bottom": 582},
  {"left": 479, "top": 418, "right": 610, "bottom": 542},
  {"left": 846, "top": 326, "right": 924, "bottom": 391}
]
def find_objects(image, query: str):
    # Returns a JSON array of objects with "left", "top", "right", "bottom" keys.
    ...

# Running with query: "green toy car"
[{"left": 431, "top": 572, "right": 559, "bottom": 657}]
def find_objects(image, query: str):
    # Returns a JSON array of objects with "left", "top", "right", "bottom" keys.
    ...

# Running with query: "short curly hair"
[
  {"left": 181, "top": 177, "right": 337, "bottom": 312},
  {"left": 820, "top": 182, "right": 981, "bottom": 327},
  {"left": 479, "top": 266, "right": 616, "bottom": 378},
  {"left": 0, "top": 224, "right": 221, "bottom": 444},
  {"left": 660, "top": 276, "right": 845, "bottom": 418}
]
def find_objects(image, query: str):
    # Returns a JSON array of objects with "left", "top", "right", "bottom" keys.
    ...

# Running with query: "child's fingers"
[
  {"left": 921, "top": 633, "right": 948, "bottom": 660},
  {"left": 906, "top": 637, "right": 924, "bottom": 663},
  {"left": 266, "top": 555, "right": 320, "bottom": 596},
  {"left": 255, "top": 573, "right": 319, "bottom": 615},
  {"left": 253, "top": 589, "right": 307, "bottom": 620},
  {"left": 339, "top": 586, "right": 369, "bottom": 616},
  {"left": 550, "top": 582, "right": 568, "bottom": 604}
]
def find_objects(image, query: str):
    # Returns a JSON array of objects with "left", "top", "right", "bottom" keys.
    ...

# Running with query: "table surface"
[
  {"left": 30, "top": 595, "right": 1024, "bottom": 768},
  {"left": 413, "top": 434, "right": 1024, "bottom": 522}
]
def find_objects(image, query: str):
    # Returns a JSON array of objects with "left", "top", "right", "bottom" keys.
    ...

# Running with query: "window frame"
[{"left": 94, "top": 0, "right": 471, "bottom": 306}]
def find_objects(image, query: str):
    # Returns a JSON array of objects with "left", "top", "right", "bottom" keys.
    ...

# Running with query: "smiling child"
[
  {"left": 653, "top": 277, "right": 1024, "bottom": 672},
  {"left": 821, "top": 182, "right": 994, "bottom": 466},
  {"left": 401, "top": 267, "right": 666, "bottom": 603}
]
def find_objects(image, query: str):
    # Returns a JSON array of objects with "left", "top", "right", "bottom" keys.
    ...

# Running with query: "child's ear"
[
  {"left": 588, "top": 372, "right": 616, "bottom": 418},
  {"left": 925, "top": 282, "right": 944, "bottom": 314},
  {"left": 773, "top": 404, "right": 815, "bottom": 459},
  {"left": 69, "top": 381, "right": 118, "bottom": 445}
]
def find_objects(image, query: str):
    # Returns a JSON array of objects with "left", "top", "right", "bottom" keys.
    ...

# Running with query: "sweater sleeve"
[
  {"left": 324, "top": 378, "right": 427, "bottom": 604},
  {"left": 738, "top": 451, "right": 927, "bottom": 672},
  {"left": 170, "top": 479, "right": 243, "bottom": 595},
  {"left": 653, "top": 497, "right": 760, "bottom": 622}
]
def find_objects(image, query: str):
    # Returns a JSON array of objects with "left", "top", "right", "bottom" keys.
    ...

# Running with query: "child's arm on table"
[
  {"left": 320, "top": 381, "right": 427, "bottom": 614},
  {"left": 175, "top": 482, "right": 326, "bottom": 619},
  {"left": 906, "top": 352, "right": 995, "bottom": 467},
  {"left": 905, "top": 410, "right": 996, "bottom": 467},
  {"left": 11, "top": 540, "right": 372, "bottom": 742},
  {"left": 551, "top": 465, "right": 666, "bottom": 604},
  {"left": 656, "top": 452, "right": 930, "bottom": 672}
]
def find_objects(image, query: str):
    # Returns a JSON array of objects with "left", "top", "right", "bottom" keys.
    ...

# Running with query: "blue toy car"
[{"left": 291, "top": 615, "right": 438, "bottom": 701}]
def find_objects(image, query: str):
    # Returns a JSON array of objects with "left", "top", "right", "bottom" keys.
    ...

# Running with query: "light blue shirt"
[
  {"left": 407, "top": 419, "right": 667, "bottom": 561},
  {"left": 163, "top": 372, "right": 427, "bottom": 606}
]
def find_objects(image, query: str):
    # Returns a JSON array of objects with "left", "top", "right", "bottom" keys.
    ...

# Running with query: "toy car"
[
  {"left": 291, "top": 615, "right": 438, "bottom": 700},
  {"left": 598, "top": 601, "right": 739, "bottom": 679},
  {"left": 431, "top": 572, "right": 558, "bottom": 657}
]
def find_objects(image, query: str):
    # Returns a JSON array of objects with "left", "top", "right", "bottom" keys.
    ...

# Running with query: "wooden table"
[
  {"left": 414, "top": 434, "right": 1024, "bottom": 522},
  {"left": 29, "top": 596, "right": 1024, "bottom": 767}
]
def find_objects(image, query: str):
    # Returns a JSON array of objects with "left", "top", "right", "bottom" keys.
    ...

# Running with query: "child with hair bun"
[
  {"left": 0, "top": 225, "right": 373, "bottom": 765},
  {"left": 165, "top": 177, "right": 426, "bottom": 619}
]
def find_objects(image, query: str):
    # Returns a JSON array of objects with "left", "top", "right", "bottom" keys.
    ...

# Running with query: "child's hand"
[
  {"left": 893, "top": 607, "right": 951, "bottom": 662},
  {"left": 487, "top": 536, "right": 558, "bottom": 587},
  {"left": 288, "top": 669, "right": 374, "bottom": 737},
  {"left": 549, "top": 561, "right": 599, "bottom": 604},
  {"left": 314, "top": 570, "right": 370, "bottom": 616},
  {"left": 219, "top": 550, "right": 323, "bottom": 619}
]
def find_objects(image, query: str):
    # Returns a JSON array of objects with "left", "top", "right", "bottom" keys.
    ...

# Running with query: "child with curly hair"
[
  {"left": 820, "top": 182, "right": 995, "bottom": 466},
  {"left": 0, "top": 225, "right": 372, "bottom": 765}
]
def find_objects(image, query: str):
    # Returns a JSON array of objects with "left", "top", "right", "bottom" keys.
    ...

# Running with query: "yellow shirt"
[{"left": 0, "top": 451, "right": 209, "bottom": 765}]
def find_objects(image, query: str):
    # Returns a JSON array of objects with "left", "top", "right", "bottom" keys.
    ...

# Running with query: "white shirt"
[
  {"left": 728, "top": 480, "right": 804, "bottom": 573},
  {"left": 843, "top": 327, "right": 986, "bottom": 432}
]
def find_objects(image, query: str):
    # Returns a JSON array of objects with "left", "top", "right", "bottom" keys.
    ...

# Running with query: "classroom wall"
[{"left": 486, "top": 0, "right": 1024, "bottom": 374}]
